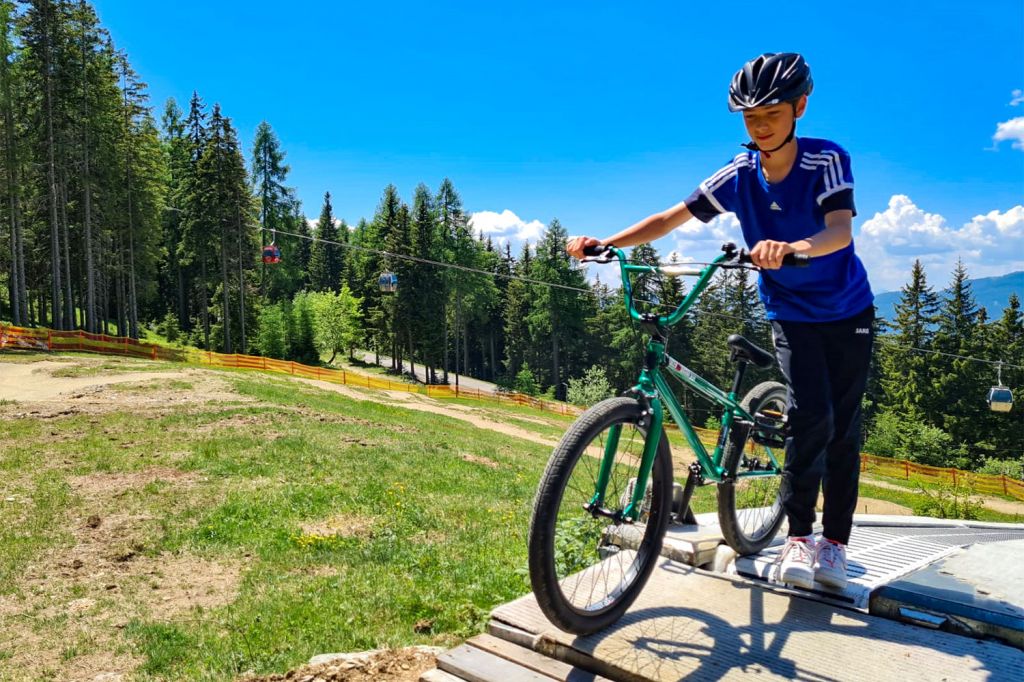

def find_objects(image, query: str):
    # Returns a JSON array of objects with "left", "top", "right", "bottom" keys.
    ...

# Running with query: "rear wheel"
[
  {"left": 717, "top": 381, "right": 788, "bottom": 556},
  {"left": 528, "top": 397, "right": 673, "bottom": 634}
]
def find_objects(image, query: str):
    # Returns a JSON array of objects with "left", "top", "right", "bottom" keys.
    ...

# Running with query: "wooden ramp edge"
[
  {"left": 423, "top": 633, "right": 614, "bottom": 681},
  {"left": 487, "top": 559, "right": 1024, "bottom": 682}
]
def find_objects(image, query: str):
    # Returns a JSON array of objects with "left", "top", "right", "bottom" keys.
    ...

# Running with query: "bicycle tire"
[
  {"left": 528, "top": 397, "right": 673, "bottom": 634},
  {"left": 717, "top": 381, "right": 788, "bottom": 556}
]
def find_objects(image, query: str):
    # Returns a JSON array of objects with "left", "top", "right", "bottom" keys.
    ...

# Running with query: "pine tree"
[
  {"left": 984, "top": 294, "right": 1023, "bottom": 459},
  {"left": 931, "top": 259, "right": 986, "bottom": 465},
  {"left": 308, "top": 191, "right": 340, "bottom": 292},
  {"left": 879, "top": 259, "right": 939, "bottom": 418},
  {"left": 407, "top": 183, "right": 443, "bottom": 381},
  {"left": 251, "top": 121, "right": 297, "bottom": 299},
  {"left": 159, "top": 98, "right": 190, "bottom": 330},
  {"left": 0, "top": 2, "right": 26, "bottom": 325},
  {"left": 503, "top": 241, "right": 534, "bottom": 381},
  {"left": 179, "top": 91, "right": 212, "bottom": 346},
  {"left": 528, "top": 219, "right": 588, "bottom": 398}
]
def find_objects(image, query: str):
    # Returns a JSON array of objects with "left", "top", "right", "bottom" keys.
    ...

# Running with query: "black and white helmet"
[{"left": 728, "top": 53, "right": 813, "bottom": 112}]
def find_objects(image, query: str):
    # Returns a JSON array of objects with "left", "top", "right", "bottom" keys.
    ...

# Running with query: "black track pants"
[{"left": 771, "top": 306, "right": 874, "bottom": 545}]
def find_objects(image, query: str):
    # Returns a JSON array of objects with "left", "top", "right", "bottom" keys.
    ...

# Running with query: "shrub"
[
  {"left": 255, "top": 304, "right": 287, "bottom": 359},
  {"left": 514, "top": 363, "right": 540, "bottom": 397},
  {"left": 977, "top": 456, "right": 1024, "bottom": 480},
  {"left": 566, "top": 365, "right": 615, "bottom": 407},
  {"left": 912, "top": 479, "right": 982, "bottom": 520},
  {"left": 155, "top": 312, "right": 181, "bottom": 344},
  {"left": 864, "top": 411, "right": 955, "bottom": 467}
]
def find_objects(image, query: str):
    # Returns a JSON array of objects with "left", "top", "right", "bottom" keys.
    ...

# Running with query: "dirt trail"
[
  {"left": 0, "top": 360, "right": 192, "bottom": 401},
  {"left": 292, "top": 376, "right": 559, "bottom": 448},
  {"left": 862, "top": 474, "right": 1024, "bottom": 516}
]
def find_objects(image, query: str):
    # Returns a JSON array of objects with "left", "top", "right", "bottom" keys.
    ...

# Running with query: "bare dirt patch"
[
  {"left": 0, "top": 364, "right": 253, "bottom": 425},
  {"left": 461, "top": 453, "right": 499, "bottom": 469},
  {"left": 300, "top": 515, "right": 376, "bottom": 540},
  {"left": 69, "top": 466, "right": 202, "bottom": 498},
  {"left": 0, "top": 451, "right": 238, "bottom": 680},
  {"left": 240, "top": 647, "right": 443, "bottom": 682},
  {"left": 0, "top": 359, "right": 192, "bottom": 402},
  {"left": 3, "top": 537, "right": 242, "bottom": 680}
]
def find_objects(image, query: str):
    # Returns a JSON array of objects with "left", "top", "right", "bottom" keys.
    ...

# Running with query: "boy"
[{"left": 567, "top": 52, "right": 874, "bottom": 590}]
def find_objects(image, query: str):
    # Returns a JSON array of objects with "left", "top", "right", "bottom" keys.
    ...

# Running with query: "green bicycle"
[{"left": 527, "top": 242, "right": 806, "bottom": 634}]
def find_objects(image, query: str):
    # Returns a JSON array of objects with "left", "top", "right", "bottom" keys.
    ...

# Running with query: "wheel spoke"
[{"left": 531, "top": 398, "right": 671, "bottom": 632}]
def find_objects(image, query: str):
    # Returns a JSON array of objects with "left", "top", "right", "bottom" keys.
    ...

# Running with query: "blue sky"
[{"left": 93, "top": 0, "right": 1024, "bottom": 292}]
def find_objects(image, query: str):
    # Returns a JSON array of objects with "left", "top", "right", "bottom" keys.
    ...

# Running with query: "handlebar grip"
[
  {"left": 737, "top": 249, "right": 811, "bottom": 267},
  {"left": 582, "top": 244, "right": 611, "bottom": 257}
]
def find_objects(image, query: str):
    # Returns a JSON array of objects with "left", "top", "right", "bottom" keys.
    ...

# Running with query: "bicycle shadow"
[{"left": 560, "top": 562, "right": 1019, "bottom": 682}]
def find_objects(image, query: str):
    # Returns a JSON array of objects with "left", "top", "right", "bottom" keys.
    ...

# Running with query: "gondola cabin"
[
  {"left": 378, "top": 271, "right": 398, "bottom": 293},
  {"left": 262, "top": 244, "right": 281, "bottom": 264},
  {"left": 988, "top": 386, "right": 1013, "bottom": 413}
]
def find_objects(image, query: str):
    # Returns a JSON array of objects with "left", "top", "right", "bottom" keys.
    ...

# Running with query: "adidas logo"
[
  {"left": 855, "top": 328, "right": 871, "bottom": 335},
  {"left": 769, "top": 201, "right": 782, "bottom": 211}
]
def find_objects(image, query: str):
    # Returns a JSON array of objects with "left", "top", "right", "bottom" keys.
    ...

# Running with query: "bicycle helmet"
[{"left": 728, "top": 52, "right": 813, "bottom": 113}]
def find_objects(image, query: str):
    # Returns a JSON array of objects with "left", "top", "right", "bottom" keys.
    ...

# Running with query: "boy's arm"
[
  {"left": 566, "top": 200, "right": 695, "bottom": 258},
  {"left": 749, "top": 209, "right": 853, "bottom": 269}
]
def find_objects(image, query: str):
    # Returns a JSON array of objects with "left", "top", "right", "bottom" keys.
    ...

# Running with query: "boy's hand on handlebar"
[
  {"left": 567, "top": 236, "right": 602, "bottom": 259},
  {"left": 750, "top": 240, "right": 796, "bottom": 270}
]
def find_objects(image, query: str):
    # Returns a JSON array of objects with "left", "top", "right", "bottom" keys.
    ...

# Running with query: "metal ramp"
[{"left": 423, "top": 515, "right": 1024, "bottom": 681}]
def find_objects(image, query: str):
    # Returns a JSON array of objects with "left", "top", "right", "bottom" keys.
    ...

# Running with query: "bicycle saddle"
[{"left": 727, "top": 334, "right": 775, "bottom": 368}]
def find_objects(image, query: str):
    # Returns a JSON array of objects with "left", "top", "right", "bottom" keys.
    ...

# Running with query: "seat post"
[{"left": 729, "top": 354, "right": 748, "bottom": 397}]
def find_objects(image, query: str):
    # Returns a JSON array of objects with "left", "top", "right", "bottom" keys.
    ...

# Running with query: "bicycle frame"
[{"left": 588, "top": 246, "right": 782, "bottom": 521}]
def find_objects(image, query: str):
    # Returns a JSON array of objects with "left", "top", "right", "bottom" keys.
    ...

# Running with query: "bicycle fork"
[{"left": 586, "top": 395, "right": 664, "bottom": 523}]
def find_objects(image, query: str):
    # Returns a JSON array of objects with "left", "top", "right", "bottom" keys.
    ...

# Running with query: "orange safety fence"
[
  {"left": 4, "top": 322, "right": 1022, "bottom": 502},
  {"left": 861, "top": 453, "right": 1024, "bottom": 501}
]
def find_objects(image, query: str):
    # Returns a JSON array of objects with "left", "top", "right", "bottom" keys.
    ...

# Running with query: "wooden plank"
[
  {"left": 437, "top": 643, "right": 554, "bottom": 682},
  {"left": 492, "top": 559, "right": 1024, "bottom": 681},
  {"left": 420, "top": 668, "right": 469, "bottom": 682},
  {"left": 487, "top": 620, "right": 541, "bottom": 649},
  {"left": 466, "top": 634, "right": 614, "bottom": 682}
]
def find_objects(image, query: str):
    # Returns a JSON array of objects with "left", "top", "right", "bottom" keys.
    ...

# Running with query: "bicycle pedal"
[{"left": 752, "top": 409, "right": 788, "bottom": 448}]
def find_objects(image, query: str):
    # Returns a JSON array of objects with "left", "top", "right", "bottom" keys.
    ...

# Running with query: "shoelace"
[
  {"left": 817, "top": 541, "right": 845, "bottom": 569},
  {"left": 780, "top": 539, "right": 813, "bottom": 565}
]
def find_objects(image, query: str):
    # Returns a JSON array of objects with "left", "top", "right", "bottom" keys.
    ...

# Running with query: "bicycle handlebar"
[
  {"left": 582, "top": 242, "right": 810, "bottom": 269},
  {"left": 581, "top": 242, "right": 810, "bottom": 328}
]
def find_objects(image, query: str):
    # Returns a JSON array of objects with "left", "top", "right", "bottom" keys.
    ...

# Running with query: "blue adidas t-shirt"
[{"left": 685, "top": 137, "right": 873, "bottom": 322}]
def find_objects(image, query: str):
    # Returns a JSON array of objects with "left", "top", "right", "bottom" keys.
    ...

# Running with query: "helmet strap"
[{"left": 741, "top": 120, "right": 796, "bottom": 158}]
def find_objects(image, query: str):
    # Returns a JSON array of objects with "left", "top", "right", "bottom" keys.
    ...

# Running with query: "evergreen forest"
[{"left": 0, "top": 1, "right": 1021, "bottom": 475}]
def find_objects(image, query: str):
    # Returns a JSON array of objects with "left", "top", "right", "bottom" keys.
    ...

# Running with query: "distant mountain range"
[{"left": 874, "top": 271, "right": 1023, "bottom": 322}]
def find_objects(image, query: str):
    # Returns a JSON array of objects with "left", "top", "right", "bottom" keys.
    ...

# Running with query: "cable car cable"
[{"left": 261, "top": 226, "right": 1024, "bottom": 371}]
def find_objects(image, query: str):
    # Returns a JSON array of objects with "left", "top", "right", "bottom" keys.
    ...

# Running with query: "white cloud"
[
  {"left": 664, "top": 212, "right": 744, "bottom": 262},
  {"left": 992, "top": 116, "right": 1024, "bottom": 150},
  {"left": 305, "top": 217, "right": 348, "bottom": 232},
  {"left": 858, "top": 195, "right": 1024, "bottom": 291},
  {"left": 1010, "top": 89, "right": 1024, "bottom": 106},
  {"left": 859, "top": 195, "right": 953, "bottom": 255},
  {"left": 469, "top": 209, "right": 545, "bottom": 242}
]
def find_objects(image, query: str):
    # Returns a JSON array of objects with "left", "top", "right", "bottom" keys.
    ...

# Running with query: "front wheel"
[
  {"left": 528, "top": 397, "right": 673, "bottom": 634},
  {"left": 717, "top": 381, "right": 788, "bottom": 556}
]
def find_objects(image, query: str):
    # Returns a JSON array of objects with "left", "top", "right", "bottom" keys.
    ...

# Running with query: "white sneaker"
[
  {"left": 814, "top": 538, "right": 848, "bottom": 588},
  {"left": 778, "top": 535, "right": 816, "bottom": 589}
]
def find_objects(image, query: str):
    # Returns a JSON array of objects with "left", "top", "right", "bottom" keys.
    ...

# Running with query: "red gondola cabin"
[{"left": 262, "top": 244, "right": 281, "bottom": 264}]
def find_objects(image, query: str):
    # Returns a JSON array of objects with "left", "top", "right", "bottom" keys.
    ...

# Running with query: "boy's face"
[{"left": 742, "top": 95, "right": 807, "bottom": 150}]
